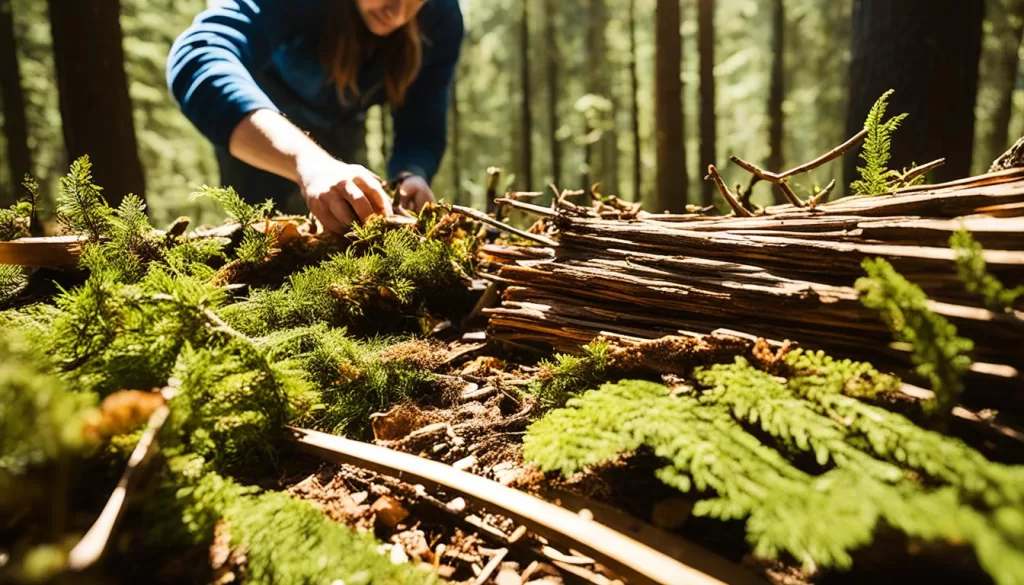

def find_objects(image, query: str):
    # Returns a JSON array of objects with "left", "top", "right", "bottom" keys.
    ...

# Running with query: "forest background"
[{"left": 0, "top": 0, "right": 1022, "bottom": 227}]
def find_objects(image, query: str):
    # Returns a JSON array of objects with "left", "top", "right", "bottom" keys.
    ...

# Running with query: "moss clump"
[
  {"left": 149, "top": 455, "right": 435, "bottom": 585},
  {"left": 257, "top": 325, "right": 441, "bottom": 437}
]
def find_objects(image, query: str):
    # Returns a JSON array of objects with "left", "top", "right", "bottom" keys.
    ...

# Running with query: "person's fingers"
[
  {"left": 308, "top": 197, "right": 344, "bottom": 234},
  {"left": 326, "top": 189, "right": 359, "bottom": 229},
  {"left": 342, "top": 182, "right": 376, "bottom": 222},
  {"left": 353, "top": 174, "right": 392, "bottom": 217}
]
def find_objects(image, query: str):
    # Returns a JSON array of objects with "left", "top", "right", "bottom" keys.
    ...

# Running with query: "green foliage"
[
  {"left": 234, "top": 227, "right": 276, "bottom": 265},
  {"left": 0, "top": 177, "right": 39, "bottom": 241},
  {"left": 152, "top": 455, "right": 435, "bottom": 585},
  {"left": 951, "top": 227, "right": 1024, "bottom": 312},
  {"left": 849, "top": 90, "right": 908, "bottom": 196},
  {"left": 525, "top": 377, "right": 1024, "bottom": 581},
  {"left": 530, "top": 341, "right": 611, "bottom": 409},
  {"left": 256, "top": 325, "right": 437, "bottom": 436},
  {"left": 191, "top": 185, "right": 273, "bottom": 229},
  {"left": 169, "top": 340, "right": 314, "bottom": 472},
  {"left": 784, "top": 348, "right": 901, "bottom": 401},
  {"left": 0, "top": 265, "right": 29, "bottom": 305},
  {"left": 222, "top": 226, "right": 470, "bottom": 336},
  {"left": 856, "top": 258, "right": 973, "bottom": 414},
  {"left": 55, "top": 156, "right": 113, "bottom": 241},
  {"left": 0, "top": 334, "right": 97, "bottom": 476}
]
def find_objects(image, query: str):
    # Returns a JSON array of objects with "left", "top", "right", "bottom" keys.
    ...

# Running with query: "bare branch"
[
  {"left": 705, "top": 165, "right": 754, "bottom": 217},
  {"left": 452, "top": 204, "right": 560, "bottom": 247},
  {"left": 778, "top": 128, "right": 868, "bottom": 179},
  {"left": 897, "top": 158, "right": 947, "bottom": 188}
]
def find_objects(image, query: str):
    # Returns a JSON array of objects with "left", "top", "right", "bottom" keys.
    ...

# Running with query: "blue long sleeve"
[
  {"left": 168, "top": 0, "right": 464, "bottom": 185},
  {"left": 388, "top": 0, "right": 464, "bottom": 182},
  {"left": 167, "top": 0, "right": 302, "bottom": 148}
]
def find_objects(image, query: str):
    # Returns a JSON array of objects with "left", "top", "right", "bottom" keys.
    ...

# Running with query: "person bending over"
[{"left": 167, "top": 0, "right": 463, "bottom": 232}]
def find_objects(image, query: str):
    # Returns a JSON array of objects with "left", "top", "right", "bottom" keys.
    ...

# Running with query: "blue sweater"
[{"left": 167, "top": 0, "right": 463, "bottom": 182}]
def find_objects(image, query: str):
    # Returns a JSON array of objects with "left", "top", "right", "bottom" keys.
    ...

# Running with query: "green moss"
[
  {"left": 856, "top": 257, "right": 973, "bottom": 415},
  {"left": 951, "top": 227, "right": 1023, "bottom": 312}
]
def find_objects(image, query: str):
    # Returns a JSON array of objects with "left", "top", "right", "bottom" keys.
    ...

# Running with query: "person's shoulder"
[
  {"left": 203, "top": 0, "right": 324, "bottom": 27},
  {"left": 419, "top": 0, "right": 464, "bottom": 29}
]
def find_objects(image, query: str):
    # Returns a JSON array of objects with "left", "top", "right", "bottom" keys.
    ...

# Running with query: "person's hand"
[
  {"left": 397, "top": 175, "right": 435, "bottom": 213},
  {"left": 297, "top": 154, "right": 392, "bottom": 233}
]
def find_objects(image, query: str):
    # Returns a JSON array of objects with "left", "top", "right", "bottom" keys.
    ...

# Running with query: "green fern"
[
  {"left": 56, "top": 156, "right": 113, "bottom": 241},
  {"left": 0, "top": 265, "right": 29, "bottom": 306},
  {"left": 190, "top": 185, "right": 273, "bottom": 228},
  {"left": 850, "top": 90, "right": 908, "bottom": 196},
  {"left": 951, "top": 227, "right": 1024, "bottom": 312},
  {"left": 856, "top": 258, "right": 973, "bottom": 415},
  {"left": 524, "top": 379, "right": 1024, "bottom": 581}
]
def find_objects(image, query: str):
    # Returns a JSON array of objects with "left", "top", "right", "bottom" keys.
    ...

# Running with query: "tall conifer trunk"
[
  {"left": 48, "top": 0, "right": 146, "bottom": 204},
  {"left": 654, "top": 0, "right": 687, "bottom": 212},
  {"left": 845, "top": 0, "right": 984, "bottom": 187},
  {"left": 0, "top": 0, "right": 32, "bottom": 204},
  {"left": 698, "top": 0, "right": 716, "bottom": 206}
]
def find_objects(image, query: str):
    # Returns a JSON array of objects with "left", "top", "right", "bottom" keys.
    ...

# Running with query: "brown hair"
[{"left": 320, "top": 0, "right": 422, "bottom": 107}]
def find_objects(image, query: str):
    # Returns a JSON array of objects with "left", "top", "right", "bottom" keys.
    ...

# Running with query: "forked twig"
[
  {"left": 897, "top": 158, "right": 946, "bottom": 188},
  {"left": 728, "top": 129, "right": 869, "bottom": 209},
  {"left": 705, "top": 165, "right": 754, "bottom": 217},
  {"left": 807, "top": 179, "right": 837, "bottom": 209}
]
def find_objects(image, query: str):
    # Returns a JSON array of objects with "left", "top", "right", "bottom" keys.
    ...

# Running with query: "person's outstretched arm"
[
  {"left": 167, "top": 0, "right": 390, "bottom": 230},
  {"left": 389, "top": 0, "right": 465, "bottom": 209}
]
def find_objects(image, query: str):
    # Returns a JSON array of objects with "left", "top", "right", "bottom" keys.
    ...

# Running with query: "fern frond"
[
  {"left": 56, "top": 156, "right": 112, "bottom": 241},
  {"left": 0, "top": 265, "right": 29, "bottom": 306},
  {"left": 190, "top": 185, "right": 272, "bottom": 227},
  {"left": 951, "top": 227, "right": 1024, "bottom": 312},
  {"left": 856, "top": 258, "right": 973, "bottom": 414},
  {"left": 850, "top": 90, "right": 910, "bottom": 196}
]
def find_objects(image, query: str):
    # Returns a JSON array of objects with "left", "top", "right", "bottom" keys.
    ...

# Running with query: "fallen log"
[{"left": 485, "top": 169, "right": 1024, "bottom": 415}]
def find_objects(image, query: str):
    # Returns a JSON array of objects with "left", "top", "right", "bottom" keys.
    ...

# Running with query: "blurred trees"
[
  {"left": 0, "top": 0, "right": 30, "bottom": 205},
  {"left": 0, "top": 0, "right": 1021, "bottom": 222}
]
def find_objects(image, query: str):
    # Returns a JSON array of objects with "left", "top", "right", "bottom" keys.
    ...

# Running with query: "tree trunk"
[
  {"left": 654, "top": 0, "right": 687, "bottom": 212},
  {"left": 519, "top": 0, "right": 533, "bottom": 190},
  {"left": 545, "top": 0, "right": 561, "bottom": 189},
  {"left": 449, "top": 74, "right": 462, "bottom": 205},
  {"left": 697, "top": 0, "right": 716, "bottom": 207},
  {"left": 628, "top": 0, "right": 641, "bottom": 202},
  {"left": 988, "top": 1, "right": 1024, "bottom": 165},
  {"left": 844, "top": 0, "right": 984, "bottom": 188},
  {"left": 0, "top": 0, "right": 32, "bottom": 205},
  {"left": 767, "top": 0, "right": 785, "bottom": 204},
  {"left": 48, "top": 0, "right": 145, "bottom": 205}
]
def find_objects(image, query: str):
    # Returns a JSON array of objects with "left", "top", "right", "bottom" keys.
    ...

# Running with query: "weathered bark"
[
  {"left": 519, "top": 0, "right": 533, "bottom": 190},
  {"left": 988, "top": 1, "right": 1024, "bottom": 165},
  {"left": 844, "top": 0, "right": 984, "bottom": 188},
  {"left": 698, "top": 0, "right": 716, "bottom": 207},
  {"left": 767, "top": 0, "right": 785, "bottom": 204},
  {"left": 48, "top": 0, "right": 145, "bottom": 205},
  {"left": 0, "top": 0, "right": 32, "bottom": 206},
  {"left": 628, "top": 0, "right": 641, "bottom": 202},
  {"left": 655, "top": 0, "right": 687, "bottom": 212},
  {"left": 544, "top": 0, "right": 561, "bottom": 189}
]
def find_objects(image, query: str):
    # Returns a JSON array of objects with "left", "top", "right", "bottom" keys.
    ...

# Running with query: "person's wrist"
[{"left": 294, "top": 146, "right": 338, "bottom": 180}]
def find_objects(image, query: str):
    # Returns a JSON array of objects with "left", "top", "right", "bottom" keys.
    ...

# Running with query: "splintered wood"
[{"left": 485, "top": 169, "right": 1024, "bottom": 412}]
